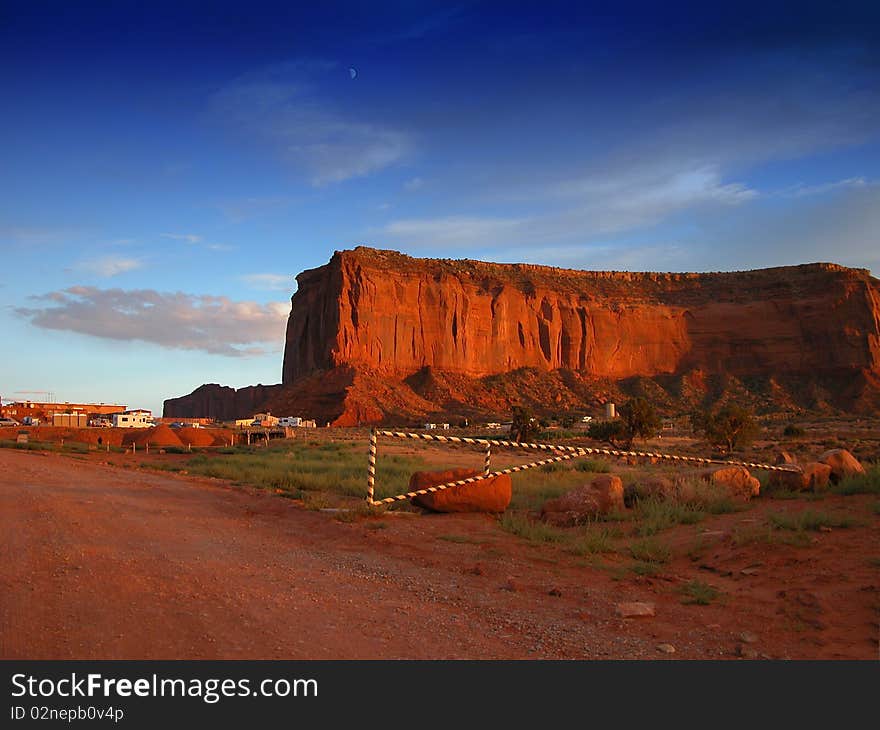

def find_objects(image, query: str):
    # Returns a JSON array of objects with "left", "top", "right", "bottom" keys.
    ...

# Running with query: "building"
[
  {"left": 278, "top": 417, "right": 318, "bottom": 428},
  {"left": 1, "top": 401, "right": 126, "bottom": 422},
  {"left": 52, "top": 412, "right": 88, "bottom": 428},
  {"left": 112, "top": 410, "right": 153, "bottom": 428},
  {"left": 252, "top": 413, "right": 279, "bottom": 427}
]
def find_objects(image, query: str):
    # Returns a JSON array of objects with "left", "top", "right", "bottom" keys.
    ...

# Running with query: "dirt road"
[{"left": 1, "top": 449, "right": 876, "bottom": 659}]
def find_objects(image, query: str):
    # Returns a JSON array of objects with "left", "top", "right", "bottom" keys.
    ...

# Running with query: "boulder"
[
  {"left": 410, "top": 468, "right": 512, "bottom": 513},
  {"left": 774, "top": 451, "right": 797, "bottom": 465},
  {"left": 700, "top": 466, "right": 760, "bottom": 501},
  {"left": 768, "top": 462, "right": 832, "bottom": 493},
  {"left": 541, "top": 474, "right": 624, "bottom": 526},
  {"left": 818, "top": 449, "right": 865, "bottom": 484},
  {"left": 768, "top": 465, "right": 808, "bottom": 492},
  {"left": 616, "top": 602, "right": 655, "bottom": 618},
  {"left": 803, "top": 462, "right": 833, "bottom": 491},
  {"left": 630, "top": 476, "right": 675, "bottom": 503}
]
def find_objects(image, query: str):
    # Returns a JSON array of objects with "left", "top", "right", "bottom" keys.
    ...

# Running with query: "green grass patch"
[
  {"left": 830, "top": 464, "right": 880, "bottom": 496},
  {"left": 633, "top": 497, "right": 705, "bottom": 536},
  {"left": 630, "top": 560, "right": 665, "bottom": 576},
  {"left": 498, "top": 512, "right": 567, "bottom": 544},
  {"left": 678, "top": 579, "right": 721, "bottom": 605},
  {"left": 144, "top": 440, "right": 426, "bottom": 500},
  {"left": 768, "top": 510, "right": 860, "bottom": 532},
  {"left": 575, "top": 459, "right": 611, "bottom": 473},
  {"left": 731, "top": 525, "right": 812, "bottom": 548},
  {"left": 628, "top": 537, "right": 671, "bottom": 564},
  {"left": 565, "top": 526, "right": 618, "bottom": 556}
]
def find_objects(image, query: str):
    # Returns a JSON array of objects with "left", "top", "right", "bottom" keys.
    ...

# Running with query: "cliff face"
[
  {"left": 163, "top": 383, "right": 282, "bottom": 421},
  {"left": 283, "top": 248, "right": 880, "bottom": 384}
]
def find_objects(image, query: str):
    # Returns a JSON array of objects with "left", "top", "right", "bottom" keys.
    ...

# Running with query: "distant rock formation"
[
  {"left": 165, "top": 247, "right": 880, "bottom": 423},
  {"left": 163, "top": 383, "right": 282, "bottom": 422}
]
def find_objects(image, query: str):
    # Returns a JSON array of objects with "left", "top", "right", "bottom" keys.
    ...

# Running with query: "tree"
[
  {"left": 509, "top": 406, "right": 540, "bottom": 443},
  {"left": 587, "top": 397, "right": 661, "bottom": 449},
  {"left": 692, "top": 404, "right": 759, "bottom": 454},
  {"left": 587, "top": 419, "right": 630, "bottom": 448},
  {"left": 618, "top": 397, "right": 662, "bottom": 444}
]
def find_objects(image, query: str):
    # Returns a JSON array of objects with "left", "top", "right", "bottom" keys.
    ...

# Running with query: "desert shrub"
[
  {"left": 628, "top": 537, "right": 671, "bottom": 563},
  {"left": 692, "top": 404, "right": 759, "bottom": 454},
  {"left": 510, "top": 406, "right": 540, "bottom": 443},
  {"left": 587, "top": 420, "right": 630, "bottom": 448},
  {"left": 566, "top": 526, "right": 618, "bottom": 555},
  {"left": 783, "top": 424, "right": 805, "bottom": 438},
  {"left": 575, "top": 458, "right": 610, "bottom": 473},
  {"left": 498, "top": 512, "right": 567, "bottom": 543},
  {"left": 830, "top": 463, "right": 880, "bottom": 495},
  {"left": 678, "top": 580, "right": 721, "bottom": 605}
]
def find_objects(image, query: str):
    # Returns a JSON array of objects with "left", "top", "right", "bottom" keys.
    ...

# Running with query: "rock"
[
  {"left": 616, "top": 602, "right": 655, "bottom": 618},
  {"left": 629, "top": 476, "right": 675, "bottom": 503},
  {"left": 736, "top": 645, "right": 759, "bottom": 659},
  {"left": 818, "top": 449, "right": 866, "bottom": 483},
  {"left": 548, "top": 587, "right": 563, "bottom": 597},
  {"left": 410, "top": 468, "right": 512, "bottom": 513},
  {"left": 775, "top": 451, "right": 797, "bottom": 465},
  {"left": 739, "top": 631, "right": 758, "bottom": 644},
  {"left": 540, "top": 474, "right": 624, "bottom": 526},
  {"left": 164, "top": 383, "right": 283, "bottom": 421},
  {"left": 803, "top": 462, "right": 833, "bottom": 491},
  {"left": 768, "top": 465, "right": 806, "bottom": 492},
  {"left": 196, "top": 247, "right": 880, "bottom": 427},
  {"left": 503, "top": 577, "right": 521, "bottom": 592},
  {"left": 656, "top": 643, "right": 676, "bottom": 654},
  {"left": 700, "top": 466, "right": 761, "bottom": 501},
  {"left": 769, "top": 461, "right": 832, "bottom": 492}
]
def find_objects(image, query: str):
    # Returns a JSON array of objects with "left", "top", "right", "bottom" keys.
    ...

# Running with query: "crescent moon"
[{"left": 349, "top": 67, "right": 357, "bottom": 79}]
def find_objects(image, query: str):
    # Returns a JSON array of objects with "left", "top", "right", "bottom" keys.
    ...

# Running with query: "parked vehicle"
[{"left": 0, "top": 418, "right": 21, "bottom": 427}]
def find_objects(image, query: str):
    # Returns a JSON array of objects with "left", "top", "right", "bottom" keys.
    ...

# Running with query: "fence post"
[
  {"left": 484, "top": 443, "right": 491, "bottom": 476},
  {"left": 367, "top": 428, "right": 378, "bottom": 505}
]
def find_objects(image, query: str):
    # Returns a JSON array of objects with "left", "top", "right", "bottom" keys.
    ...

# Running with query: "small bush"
[
  {"left": 630, "top": 560, "right": 664, "bottom": 576},
  {"left": 575, "top": 459, "right": 610, "bottom": 473},
  {"left": 830, "top": 464, "right": 880, "bottom": 496},
  {"left": 783, "top": 424, "right": 805, "bottom": 438},
  {"left": 634, "top": 497, "right": 704, "bottom": 536},
  {"left": 498, "top": 512, "right": 567, "bottom": 543},
  {"left": 628, "top": 537, "right": 671, "bottom": 564},
  {"left": 566, "top": 527, "right": 617, "bottom": 555},
  {"left": 679, "top": 580, "right": 721, "bottom": 605}
]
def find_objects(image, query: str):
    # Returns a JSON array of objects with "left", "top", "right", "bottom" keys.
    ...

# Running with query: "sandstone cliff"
[
  {"left": 283, "top": 247, "right": 880, "bottom": 383},
  {"left": 166, "top": 248, "right": 880, "bottom": 423},
  {"left": 163, "top": 383, "right": 282, "bottom": 422}
]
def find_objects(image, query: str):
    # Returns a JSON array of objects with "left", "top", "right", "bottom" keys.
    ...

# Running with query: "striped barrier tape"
[{"left": 366, "top": 429, "right": 799, "bottom": 506}]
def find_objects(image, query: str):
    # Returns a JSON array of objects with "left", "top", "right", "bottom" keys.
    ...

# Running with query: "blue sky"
[{"left": 1, "top": 0, "right": 878, "bottom": 415}]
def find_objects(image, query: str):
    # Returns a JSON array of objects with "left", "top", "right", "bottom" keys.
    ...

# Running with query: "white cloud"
[
  {"left": 404, "top": 176, "right": 424, "bottom": 191},
  {"left": 211, "top": 61, "right": 413, "bottom": 185},
  {"left": 16, "top": 287, "right": 290, "bottom": 357},
  {"left": 384, "top": 215, "right": 528, "bottom": 247},
  {"left": 241, "top": 273, "right": 292, "bottom": 291},
  {"left": 775, "top": 177, "right": 868, "bottom": 198},
  {"left": 382, "top": 164, "right": 755, "bottom": 248},
  {"left": 72, "top": 256, "right": 144, "bottom": 277},
  {"left": 161, "top": 233, "right": 202, "bottom": 243}
]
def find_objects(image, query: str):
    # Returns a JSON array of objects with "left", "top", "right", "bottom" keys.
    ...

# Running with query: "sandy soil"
[{"left": 0, "top": 448, "right": 877, "bottom": 660}]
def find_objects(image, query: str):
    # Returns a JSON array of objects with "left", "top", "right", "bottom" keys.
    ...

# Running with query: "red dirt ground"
[{"left": 0, "top": 448, "right": 877, "bottom": 660}]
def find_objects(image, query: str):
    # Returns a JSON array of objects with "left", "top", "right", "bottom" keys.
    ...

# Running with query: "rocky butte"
[{"left": 164, "top": 247, "right": 880, "bottom": 424}]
